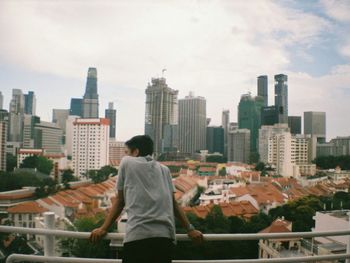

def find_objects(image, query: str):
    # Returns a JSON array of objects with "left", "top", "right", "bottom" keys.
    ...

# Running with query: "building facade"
[
  {"left": 23, "top": 114, "right": 40, "bottom": 149},
  {"left": 109, "top": 141, "right": 126, "bottom": 162},
  {"left": 105, "top": 102, "right": 116, "bottom": 139},
  {"left": 222, "top": 110, "right": 230, "bottom": 157},
  {"left": 82, "top": 68, "right": 99, "bottom": 118},
  {"left": 274, "top": 74, "right": 288, "bottom": 124},
  {"left": 8, "top": 89, "right": 25, "bottom": 143},
  {"left": 227, "top": 129, "right": 250, "bottom": 163},
  {"left": 24, "top": 91, "right": 36, "bottom": 115},
  {"left": 257, "top": 75, "right": 268, "bottom": 107},
  {"left": 288, "top": 116, "right": 301, "bottom": 135},
  {"left": 72, "top": 118, "right": 110, "bottom": 178},
  {"left": 304, "top": 111, "right": 326, "bottom": 143},
  {"left": 0, "top": 120, "right": 7, "bottom": 171},
  {"left": 34, "top": 121, "right": 63, "bottom": 154},
  {"left": 70, "top": 98, "right": 83, "bottom": 117},
  {"left": 145, "top": 78, "right": 178, "bottom": 155},
  {"left": 178, "top": 93, "right": 207, "bottom": 154},
  {"left": 207, "top": 126, "right": 224, "bottom": 154}
]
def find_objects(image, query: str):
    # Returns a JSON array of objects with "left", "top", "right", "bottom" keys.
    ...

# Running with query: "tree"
[
  {"left": 59, "top": 213, "right": 115, "bottom": 258},
  {"left": 313, "top": 155, "right": 350, "bottom": 170},
  {"left": 6, "top": 154, "right": 17, "bottom": 172},
  {"left": 88, "top": 166, "right": 118, "bottom": 184},
  {"left": 206, "top": 155, "right": 227, "bottom": 163},
  {"left": 61, "top": 169, "right": 76, "bottom": 189},
  {"left": 255, "top": 162, "right": 265, "bottom": 171},
  {"left": 218, "top": 167, "right": 227, "bottom": 176},
  {"left": 20, "top": 155, "right": 53, "bottom": 175},
  {"left": 35, "top": 177, "right": 59, "bottom": 198}
]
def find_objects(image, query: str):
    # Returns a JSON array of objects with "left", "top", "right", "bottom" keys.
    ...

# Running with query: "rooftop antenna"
[{"left": 162, "top": 68, "right": 167, "bottom": 78}]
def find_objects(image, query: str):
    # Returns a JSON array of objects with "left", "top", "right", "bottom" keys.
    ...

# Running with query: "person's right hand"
[
  {"left": 188, "top": 229, "right": 204, "bottom": 245},
  {"left": 89, "top": 227, "right": 107, "bottom": 243}
]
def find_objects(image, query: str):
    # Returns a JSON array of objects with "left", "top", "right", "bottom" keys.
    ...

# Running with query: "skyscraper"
[
  {"left": 9, "top": 89, "right": 25, "bottom": 142},
  {"left": 257, "top": 75, "right": 268, "bottom": 107},
  {"left": 52, "top": 109, "right": 70, "bottom": 132},
  {"left": 0, "top": 92, "right": 3, "bottom": 109},
  {"left": 274, "top": 74, "right": 288, "bottom": 123},
  {"left": 288, "top": 116, "right": 302, "bottom": 135},
  {"left": 24, "top": 91, "right": 36, "bottom": 115},
  {"left": 238, "top": 93, "right": 264, "bottom": 157},
  {"left": 304, "top": 111, "right": 326, "bottom": 143},
  {"left": 261, "top": 105, "right": 279, "bottom": 126},
  {"left": 23, "top": 114, "right": 40, "bottom": 149},
  {"left": 105, "top": 102, "right": 116, "bottom": 139},
  {"left": 145, "top": 77, "right": 178, "bottom": 155},
  {"left": 70, "top": 98, "right": 83, "bottom": 117},
  {"left": 227, "top": 129, "right": 250, "bottom": 163},
  {"left": 178, "top": 93, "right": 206, "bottom": 154},
  {"left": 222, "top": 110, "right": 230, "bottom": 157},
  {"left": 34, "top": 121, "right": 63, "bottom": 154},
  {"left": 0, "top": 112, "right": 8, "bottom": 171},
  {"left": 206, "top": 126, "right": 224, "bottom": 154},
  {"left": 82, "top": 68, "right": 99, "bottom": 118}
]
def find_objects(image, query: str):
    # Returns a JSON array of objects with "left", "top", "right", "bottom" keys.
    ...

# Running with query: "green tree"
[
  {"left": 6, "top": 154, "right": 17, "bottom": 172},
  {"left": 218, "top": 167, "right": 227, "bottom": 176},
  {"left": 59, "top": 213, "right": 115, "bottom": 258},
  {"left": 20, "top": 155, "right": 53, "bottom": 175},
  {"left": 206, "top": 155, "right": 227, "bottom": 163},
  {"left": 61, "top": 169, "right": 76, "bottom": 189}
]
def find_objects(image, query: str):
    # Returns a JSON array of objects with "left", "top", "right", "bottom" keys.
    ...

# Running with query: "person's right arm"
[{"left": 89, "top": 190, "right": 125, "bottom": 243}]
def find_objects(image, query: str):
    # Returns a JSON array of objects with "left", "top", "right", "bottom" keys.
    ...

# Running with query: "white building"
[
  {"left": 65, "top": 115, "right": 79, "bottom": 157},
  {"left": 0, "top": 120, "right": 7, "bottom": 171},
  {"left": 17, "top": 148, "right": 44, "bottom": 167},
  {"left": 72, "top": 118, "right": 110, "bottom": 178},
  {"left": 109, "top": 141, "right": 126, "bottom": 162}
]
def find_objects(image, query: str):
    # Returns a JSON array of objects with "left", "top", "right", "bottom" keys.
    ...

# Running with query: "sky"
[{"left": 0, "top": 0, "right": 349, "bottom": 141}]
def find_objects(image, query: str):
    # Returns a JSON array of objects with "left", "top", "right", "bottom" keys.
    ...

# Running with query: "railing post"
[
  {"left": 44, "top": 212, "right": 55, "bottom": 257},
  {"left": 347, "top": 212, "right": 350, "bottom": 263}
]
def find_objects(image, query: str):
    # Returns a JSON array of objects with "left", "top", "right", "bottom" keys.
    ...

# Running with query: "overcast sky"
[{"left": 0, "top": 0, "right": 349, "bottom": 141}]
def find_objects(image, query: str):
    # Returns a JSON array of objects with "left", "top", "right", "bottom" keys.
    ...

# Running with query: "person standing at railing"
[{"left": 90, "top": 135, "right": 204, "bottom": 263}]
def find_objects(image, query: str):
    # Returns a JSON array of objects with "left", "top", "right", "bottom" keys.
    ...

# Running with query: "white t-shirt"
[{"left": 116, "top": 155, "right": 176, "bottom": 243}]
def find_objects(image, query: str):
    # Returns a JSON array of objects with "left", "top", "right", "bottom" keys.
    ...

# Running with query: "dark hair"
[{"left": 125, "top": 135, "right": 154, "bottom": 157}]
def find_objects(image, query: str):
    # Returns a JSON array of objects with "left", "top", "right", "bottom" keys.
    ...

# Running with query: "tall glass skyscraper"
[
  {"left": 274, "top": 74, "right": 288, "bottom": 124},
  {"left": 82, "top": 68, "right": 99, "bottom": 118},
  {"left": 70, "top": 98, "right": 83, "bottom": 117},
  {"left": 24, "top": 91, "right": 36, "bottom": 115},
  {"left": 257, "top": 75, "right": 268, "bottom": 107}
]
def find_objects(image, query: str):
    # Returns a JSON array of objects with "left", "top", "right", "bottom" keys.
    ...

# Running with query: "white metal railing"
[{"left": 2, "top": 212, "right": 350, "bottom": 263}]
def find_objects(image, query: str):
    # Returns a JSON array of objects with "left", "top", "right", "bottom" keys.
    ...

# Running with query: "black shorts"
[{"left": 122, "top": 237, "right": 174, "bottom": 263}]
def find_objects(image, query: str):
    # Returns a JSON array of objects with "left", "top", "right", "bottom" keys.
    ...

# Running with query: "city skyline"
[{"left": 0, "top": 1, "right": 350, "bottom": 141}]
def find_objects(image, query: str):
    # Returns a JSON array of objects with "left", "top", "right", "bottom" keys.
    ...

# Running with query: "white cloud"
[
  {"left": 321, "top": 0, "right": 350, "bottom": 22},
  {"left": 0, "top": 0, "right": 347, "bottom": 140}
]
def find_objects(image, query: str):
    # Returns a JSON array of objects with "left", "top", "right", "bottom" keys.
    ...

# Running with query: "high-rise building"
[
  {"left": 145, "top": 78, "right": 178, "bottom": 155},
  {"left": 105, "top": 102, "right": 116, "bottom": 139},
  {"left": 72, "top": 118, "right": 109, "bottom": 178},
  {"left": 70, "top": 98, "right": 83, "bottom": 117},
  {"left": 34, "top": 121, "right": 63, "bottom": 154},
  {"left": 8, "top": 89, "right": 25, "bottom": 143},
  {"left": 274, "top": 74, "right": 288, "bottom": 124},
  {"left": 259, "top": 124, "right": 290, "bottom": 163},
  {"left": 257, "top": 75, "right": 268, "bottom": 107},
  {"left": 82, "top": 68, "right": 99, "bottom": 118},
  {"left": 222, "top": 110, "right": 230, "bottom": 157},
  {"left": 288, "top": 116, "right": 302, "bottom": 135},
  {"left": 238, "top": 93, "right": 264, "bottom": 155},
  {"left": 304, "top": 111, "right": 326, "bottom": 143},
  {"left": 261, "top": 106, "right": 279, "bottom": 126},
  {"left": 227, "top": 129, "right": 250, "bottom": 163},
  {"left": 163, "top": 124, "right": 178, "bottom": 152},
  {"left": 65, "top": 115, "right": 79, "bottom": 157},
  {"left": 0, "top": 116, "right": 8, "bottom": 171},
  {"left": 317, "top": 136, "right": 350, "bottom": 157},
  {"left": 178, "top": 93, "right": 206, "bottom": 154},
  {"left": 24, "top": 91, "right": 36, "bottom": 115},
  {"left": 229, "top": 122, "right": 238, "bottom": 132},
  {"left": 0, "top": 92, "right": 3, "bottom": 109},
  {"left": 23, "top": 114, "right": 40, "bottom": 149},
  {"left": 52, "top": 109, "right": 70, "bottom": 133},
  {"left": 206, "top": 126, "right": 224, "bottom": 154}
]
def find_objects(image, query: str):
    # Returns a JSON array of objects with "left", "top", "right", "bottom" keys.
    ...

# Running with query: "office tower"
[
  {"left": 8, "top": 89, "right": 25, "bottom": 142},
  {"left": 109, "top": 141, "right": 126, "bottom": 162},
  {"left": 72, "top": 118, "right": 110, "bottom": 178},
  {"left": 238, "top": 93, "right": 264, "bottom": 156},
  {"left": 82, "top": 68, "right": 99, "bottom": 118},
  {"left": 163, "top": 124, "right": 178, "bottom": 152},
  {"left": 317, "top": 136, "right": 350, "bottom": 157},
  {"left": 24, "top": 91, "right": 36, "bottom": 115},
  {"left": 304, "top": 111, "right": 326, "bottom": 143},
  {"left": 227, "top": 129, "right": 250, "bottom": 163},
  {"left": 23, "top": 114, "right": 40, "bottom": 149},
  {"left": 105, "top": 102, "right": 116, "bottom": 139},
  {"left": 0, "top": 92, "right": 3, "bottom": 109},
  {"left": 206, "top": 126, "right": 224, "bottom": 154},
  {"left": 70, "top": 98, "right": 83, "bottom": 116},
  {"left": 257, "top": 75, "right": 268, "bottom": 107},
  {"left": 145, "top": 77, "right": 178, "bottom": 155},
  {"left": 268, "top": 132, "right": 293, "bottom": 177},
  {"left": 259, "top": 124, "right": 290, "bottom": 163},
  {"left": 222, "top": 110, "right": 230, "bottom": 157},
  {"left": 261, "top": 106, "right": 279, "bottom": 126},
  {"left": 52, "top": 109, "right": 69, "bottom": 133},
  {"left": 229, "top": 122, "right": 238, "bottom": 132},
  {"left": 288, "top": 116, "right": 302, "bottom": 135},
  {"left": 274, "top": 74, "right": 288, "bottom": 124},
  {"left": 65, "top": 115, "right": 79, "bottom": 157},
  {"left": 178, "top": 93, "right": 206, "bottom": 154},
  {"left": 34, "top": 121, "right": 63, "bottom": 153},
  {"left": 0, "top": 118, "right": 8, "bottom": 171}
]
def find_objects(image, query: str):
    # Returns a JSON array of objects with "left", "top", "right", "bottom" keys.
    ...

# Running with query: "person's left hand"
[
  {"left": 89, "top": 227, "right": 107, "bottom": 243},
  {"left": 188, "top": 229, "right": 204, "bottom": 245}
]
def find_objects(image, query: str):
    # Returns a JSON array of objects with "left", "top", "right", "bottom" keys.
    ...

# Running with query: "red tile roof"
[{"left": 7, "top": 201, "right": 48, "bottom": 214}]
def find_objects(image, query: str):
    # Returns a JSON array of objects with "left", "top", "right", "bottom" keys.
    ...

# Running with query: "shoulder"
[
  {"left": 159, "top": 163, "right": 170, "bottom": 174},
  {"left": 120, "top": 156, "right": 133, "bottom": 167}
]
